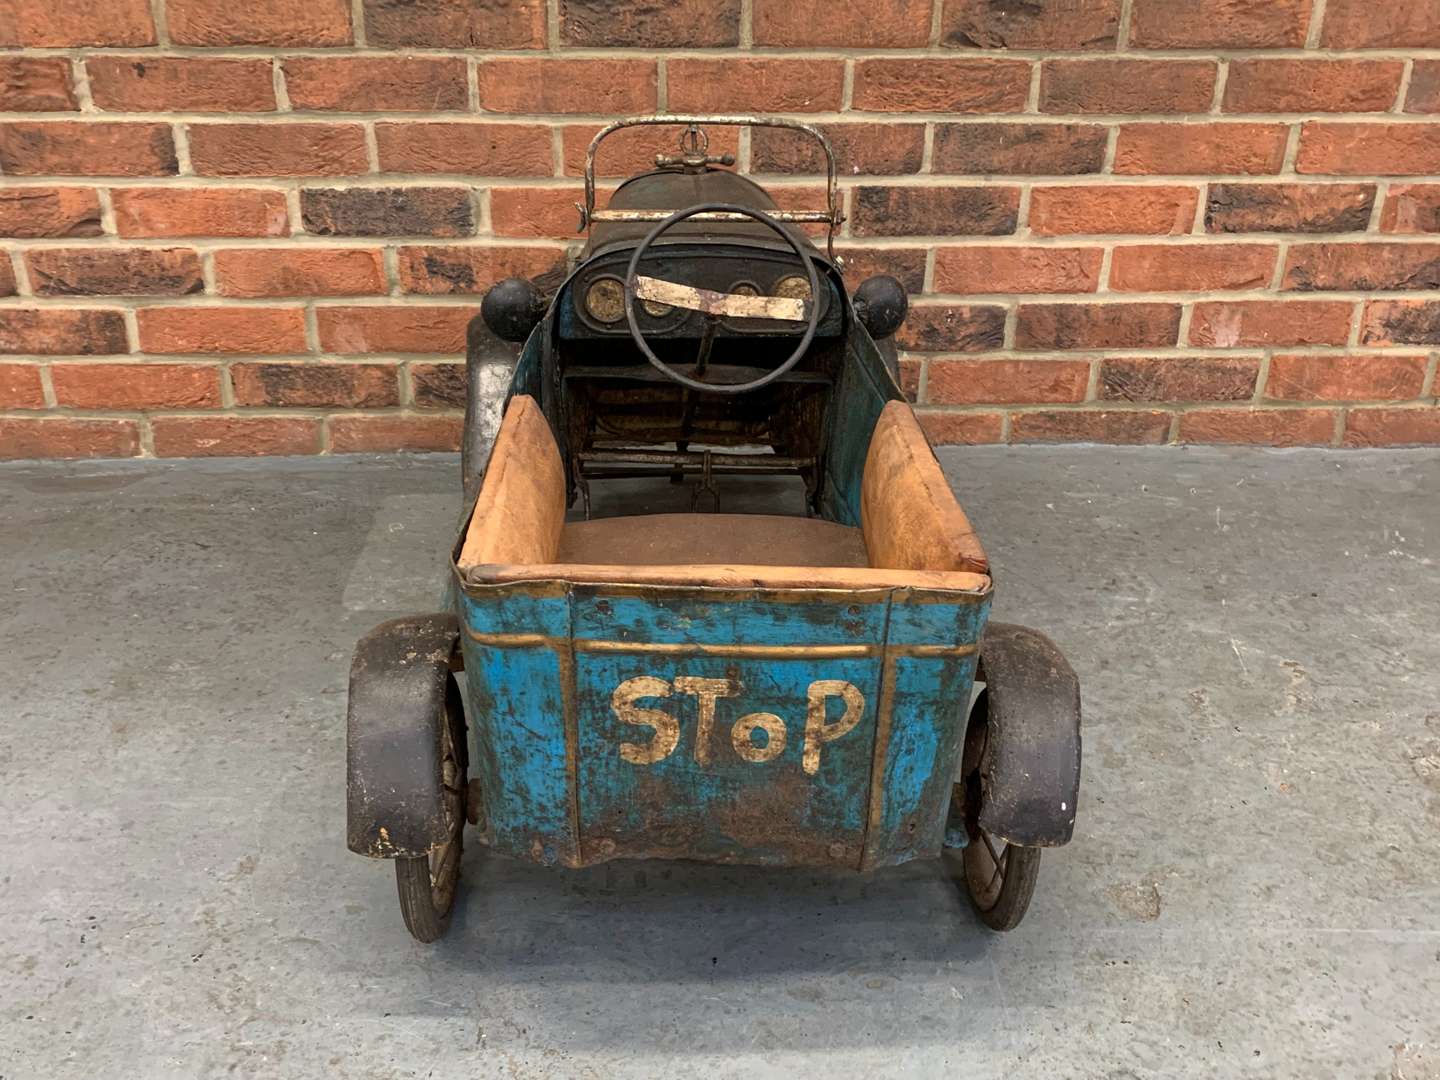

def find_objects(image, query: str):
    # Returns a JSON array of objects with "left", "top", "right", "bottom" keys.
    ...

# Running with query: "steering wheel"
[{"left": 622, "top": 202, "right": 822, "bottom": 395}]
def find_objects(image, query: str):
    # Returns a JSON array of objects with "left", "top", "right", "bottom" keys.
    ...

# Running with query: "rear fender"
[
  {"left": 976, "top": 621, "right": 1082, "bottom": 847},
  {"left": 346, "top": 613, "right": 463, "bottom": 859}
]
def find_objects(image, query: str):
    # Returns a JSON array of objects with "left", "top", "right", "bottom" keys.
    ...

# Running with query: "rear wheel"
[
  {"left": 395, "top": 678, "right": 467, "bottom": 943},
  {"left": 953, "top": 688, "right": 1041, "bottom": 932}
]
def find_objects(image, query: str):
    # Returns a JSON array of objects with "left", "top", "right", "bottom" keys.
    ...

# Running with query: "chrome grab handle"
[{"left": 580, "top": 115, "right": 843, "bottom": 260}]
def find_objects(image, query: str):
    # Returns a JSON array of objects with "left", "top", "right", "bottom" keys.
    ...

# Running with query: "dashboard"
[{"left": 556, "top": 246, "right": 844, "bottom": 341}]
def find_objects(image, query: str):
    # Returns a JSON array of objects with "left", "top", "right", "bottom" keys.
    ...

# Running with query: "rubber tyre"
[
  {"left": 394, "top": 677, "right": 467, "bottom": 943},
  {"left": 963, "top": 842, "right": 1040, "bottom": 932}
]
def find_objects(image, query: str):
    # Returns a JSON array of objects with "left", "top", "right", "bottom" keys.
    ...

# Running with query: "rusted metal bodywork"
[
  {"left": 454, "top": 579, "right": 987, "bottom": 871},
  {"left": 973, "top": 622, "right": 1082, "bottom": 847},
  {"left": 346, "top": 614, "right": 464, "bottom": 859}
]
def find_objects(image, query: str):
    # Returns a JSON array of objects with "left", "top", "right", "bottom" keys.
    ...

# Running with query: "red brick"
[
  {"left": 1029, "top": 186, "right": 1197, "bottom": 236},
  {"left": 1283, "top": 243, "right": 1440, "bottom": 292},
  {"left": 897, "top": 356, "right": 921, "bottom": 400},
  {"left": 1016, "top": 303, "right": 1181, "bottom": 350},
  {"left": 931, "top": 124, "right": 1107, "bottom": 176},
  {"left": 1298, "top": 123, "right": 1440, "bottom": 177},
  {"left": 26, "top": 248, "right": 203, "bottom": 296},
  {"left": 113, "top": 188, "right": 289, "bottom": 238},
  {"left": 490, "top": 186, "right": 598, "bottom": 239},
  {"left": 851, "top": 186, "right": 1019, "bottom": 237},
  {"left": 1010, "top": 409, "right": 1170, "bottom": 444},
  {"left": 1320, "top": 1, "right": 1440, "bottom": 47},
  {"left": 835, "top": 248, "right": 928, "bottom": 295},
  {"left": 669, "top": 59, "right": 843, "bottom": 114},
  {"left": 486, "top": 188, "right": 570, "bottom": 241},
  {"left": 0, "top": 309, "right": 128, "bottom": 355},
  {"left": 755, "top": 0, "right": 930, "bottom": 46},
  {"left": 1205, "top": 183, "right": 1375, "bottom": 234},
  {"left": 137, "top": 307, "right": 307, "bottom": 354},
  {"left": 231, "top": 361, "right": 399, "bottom": 408},
  {"left": 1100, "top": 356, "right": 1259, "bottom": 402},
  {"left": 301, "top": 187, "right": 474, "bottom": 238},
  {"left": 915, "top": 412, "right": 1004, "bottom": 445},
  {"left": 928, "top": 359, "right": 1090, "bottom": 405},
  {"left": 1343, "top": 408, "right": 1440, "bottom": 447},
  {"left": 1115, "top": 124, "right": 1288, "bottom": 176},
  {"left": 409, "top": 362, "right": 465, "bottom": 408},
  {"left": 50, "top": 362, "right": 221, "bottom": 408},
  {"left": 1223, "top": 60, "right": 1403, "bottom": 114},
  {"left": 375, "top": 123, "right": 551, "bottom": 175},
  {"left": 563, "top": 123, "right": 742, "bottom": 177},
  {"left": 0, "top": 57, "right": 77, "bottom": 111},
  {"left": 284, "top": 57, "right": 468, "bottom": 113},
  {"left": 1178, "top": 408, "right": 1335, "bottom": 446},
  {"left": 1110, "top": 244, "right": 1278, "bottom": 292},
  {"left": 167, "top": 0, "right": 351, "bottom": 46},
  {"left": 363, "top": 0, "right": 545, "bottom": 48},
  {"left": 0, "top": 259, "right": 14, "bottom": 296},
  {"left": 479, "top": 59, "right": 656, "bottom": 115},
  {"left": 564, "top": 0, "right": 740, "bottom": 46},
  {"left": 1130, "top": 0, "right": 1311, "bottom": 48},
  {"left": 752, "top": 124, "right": 925, "bottom": 177},
  {"left": 1361, "top": 300, "right": 1440, "bottom": 345},
  {"left": 1408, "top": 62, "right": 1440, "bottom": 113},
  {"left": 894, "top": 305, "right": 1006, "bottom": 352},
  {"left": 0, "top": 364, "right": 44, "bottom": 408},
  {"left": 330, "top": 413, "right": 462, "bottom": 452},
  {"left": 933, "top": 247, "right": 1102, "bottom": 294},
  {"left": 0, "top": 0, "right": 154, "bottom": 46},
  {"left": 397, "top": 245, "right": 567, "bottom": 295},
  {"left": 1267, "top": 354, "right": 1427, "bottom": 402},
  {"left": 1040, "top": 60, "right": 1215, "bottom": 115},
  {"left": 316, "top": 306, "right": 479, "bottom": 354},
  {"left": 1190, "top": 301, "right": 1353, "bottom": 348},
  {"left": 0, "top": 122, "right": 176, "bottom": 176},
  {"left": 189, "top": 124, "right": 367, "bottom": 178},
  {"left": 87, "top": 57, "right": 275, "bottom": 113},
  {"left": 0, "top": 418, "right": 140, "bottom": 459},
  {"left": 941, "top": 0, "right": 1120, "bottom": 49},
  {"left": 852, "top": 59, "right": 1030, "bottom": 114},
  {"left": 1381, "top": 185, "right": 1440, "bottom": 234},
  {"left": 152, "top": 416, "right": 322, "bottom": 457},
  {"left": 0, "top": 188, "right": 102, "bottom": 238},
  {"left": 214, "top": 249, "right": 386, "bottom": 298}
]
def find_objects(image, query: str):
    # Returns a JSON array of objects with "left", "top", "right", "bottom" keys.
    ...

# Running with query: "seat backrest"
[
  {"left": 860, "top": 401, "right": 989, "bottom": 575},
  {"left": 458, "top": 394, "right": 566, "bottom": 568}
]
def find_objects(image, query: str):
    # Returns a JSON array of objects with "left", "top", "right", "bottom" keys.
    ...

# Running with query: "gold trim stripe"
[
  {"left": 577, "top": 640, "right": 873, "bottom": 659},
  {"left": 860, "top": 656, "right": 898, "bottom": 873},
  {"left": 467, "top": 628, "right": 977, "bottom": 660}
]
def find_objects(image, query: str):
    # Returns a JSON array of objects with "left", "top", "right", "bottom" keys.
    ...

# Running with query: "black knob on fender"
[
  {"left": 853, "top": 274, "right": 908, "bottom": 341},
  {"left": 481, "top": 277, "right": 546, "bottom": 343}
]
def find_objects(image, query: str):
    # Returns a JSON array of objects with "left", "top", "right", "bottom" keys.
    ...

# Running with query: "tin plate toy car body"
[{"left": 346, "top": 117, "right": 1082, "bottom": 942}]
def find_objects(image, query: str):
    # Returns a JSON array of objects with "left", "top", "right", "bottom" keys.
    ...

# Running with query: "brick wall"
[{"left": 2, "top": 0, "right": 1439, "bottom": 459}]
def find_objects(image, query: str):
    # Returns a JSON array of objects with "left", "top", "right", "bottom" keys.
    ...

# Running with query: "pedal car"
[{"left": 346, "top": 117, "right": 1082, "bottom": 942}]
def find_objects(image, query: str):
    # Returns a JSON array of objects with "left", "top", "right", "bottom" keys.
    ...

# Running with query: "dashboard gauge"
[
  {"left": 719, "top": 281, "right": 762, "bottom": 331},
  {"left": 641, "top": 298, "right": 674, "bottom": 318},
  {"left": 584, "top": 277, "right": 625, "bottom": 323},
  {"left": 773, "top": 274, "right": 812, "bottom": 301}
]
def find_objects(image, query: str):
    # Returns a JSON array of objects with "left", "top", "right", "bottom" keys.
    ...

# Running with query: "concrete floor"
[{"left": 2, "top": 445, "right": 1438, "bottom": 1079}]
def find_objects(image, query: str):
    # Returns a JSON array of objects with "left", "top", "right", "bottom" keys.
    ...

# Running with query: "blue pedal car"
[{"left": 346, "top": 117, "right": 1082, "bottom": 942}]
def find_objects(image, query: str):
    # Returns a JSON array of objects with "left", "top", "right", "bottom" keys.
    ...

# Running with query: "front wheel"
[
  {"left": 395, "top": 678, "right": 467, "bottom": 943},
  {"left": 950, "top": 688, "right": 1041, "bottom": 932}
]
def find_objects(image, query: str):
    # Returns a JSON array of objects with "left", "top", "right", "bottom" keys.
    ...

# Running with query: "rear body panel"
[{"left": 457, "top": 579, "right": 988, "bottom": 871}]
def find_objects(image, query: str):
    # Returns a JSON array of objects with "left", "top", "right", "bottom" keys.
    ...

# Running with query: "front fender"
[
  {"left": 346, "top": 613, "right": 462, "bottom": 859},
  {"left": 976, "top": 621, "right": 1082, "bottom": 847}
]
